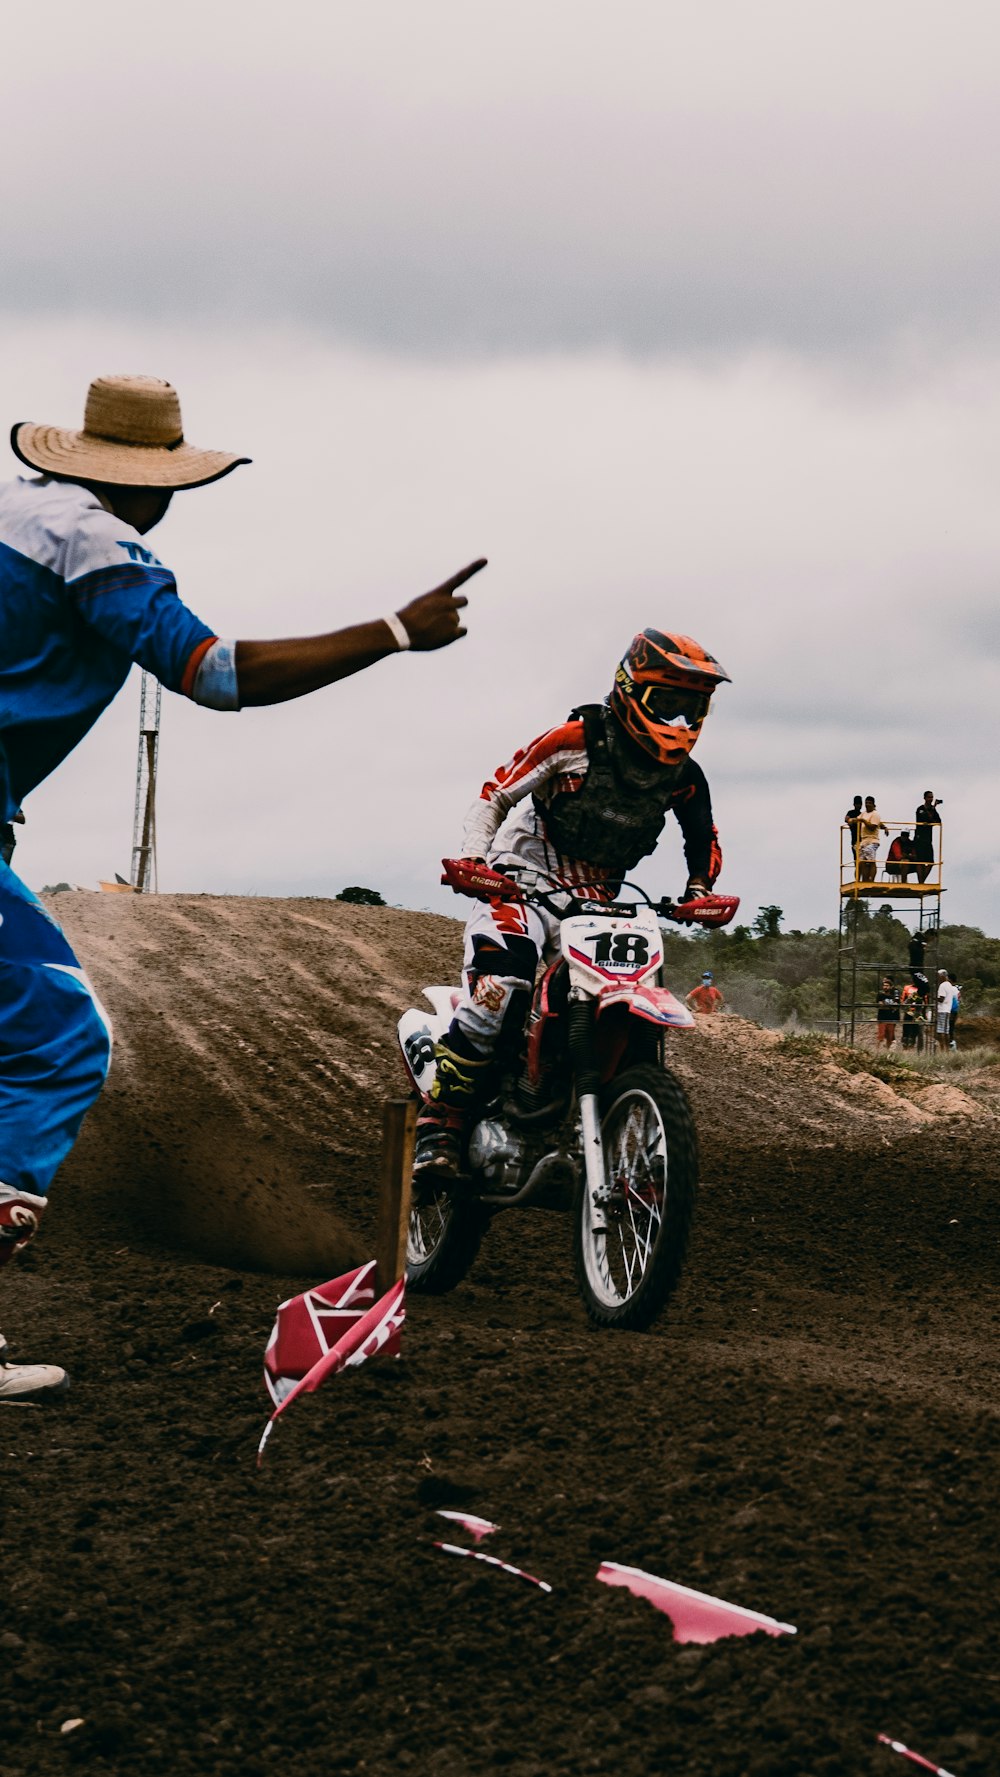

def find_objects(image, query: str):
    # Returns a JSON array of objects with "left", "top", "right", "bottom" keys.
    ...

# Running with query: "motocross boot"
[
  {"left": 0, "top": 1187, "right": 69, "bottom": 1401},
  {"left": 413, "top": 1043, "right": 492, "bottom": 1178}
]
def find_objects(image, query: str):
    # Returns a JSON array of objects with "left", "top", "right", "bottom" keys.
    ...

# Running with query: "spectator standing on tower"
[
  {"left": 857, "top": 797, "right": 888, "bottom": 884},
  {"left": 908, "top": 930, "right": 926, "bottom": 976},
  {"left": 844, "top": 795, "right": 863, "bottom": 874},
  {"left": 913, "top": 791, "right": 942, "bottom": 883}
]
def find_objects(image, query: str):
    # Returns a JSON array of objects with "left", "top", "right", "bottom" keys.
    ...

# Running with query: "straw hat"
[{"left": 11, "top": 375, "right": 250, "bottom": 489}]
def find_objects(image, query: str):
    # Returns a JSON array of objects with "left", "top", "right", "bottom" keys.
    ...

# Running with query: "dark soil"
[
  {"left": 1, "top": 898, "right": 997, "bottom": 1775},
  {"left": 3, "top": 1131, "right": 997, "bottom": 1776}
]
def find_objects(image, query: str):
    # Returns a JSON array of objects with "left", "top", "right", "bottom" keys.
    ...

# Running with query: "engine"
[{"left": 466, "top": 1117, "right": 525, "bottom": 1190}]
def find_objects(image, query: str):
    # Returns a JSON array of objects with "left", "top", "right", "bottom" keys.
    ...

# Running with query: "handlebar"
[{"left": 440, "top": 858, "right": 739, "bottom": 929}]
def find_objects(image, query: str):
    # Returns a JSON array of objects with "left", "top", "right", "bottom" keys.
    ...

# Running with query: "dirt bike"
[{"left": 397, "top": 858, "right": 738, "bottom": 1331}]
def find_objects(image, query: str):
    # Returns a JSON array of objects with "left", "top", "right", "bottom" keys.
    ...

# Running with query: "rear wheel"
[
  {"left": 406, "top": 1180, "right": 489, "bottom": 1294},
  {"left": 572, "top": 1064, "right": 697, "bottom": 1331}
]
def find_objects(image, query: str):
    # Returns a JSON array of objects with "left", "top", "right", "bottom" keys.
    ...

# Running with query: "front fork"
[{"left": 568, "top": 988, "right": 609, "bottom": 1234}]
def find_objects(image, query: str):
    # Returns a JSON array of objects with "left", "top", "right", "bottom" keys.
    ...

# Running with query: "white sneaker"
[{"left": 0, "top": 1334, "right": 68, "bottom": 1402}]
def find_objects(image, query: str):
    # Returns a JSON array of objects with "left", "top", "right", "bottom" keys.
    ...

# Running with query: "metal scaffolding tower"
[
  {"left": 836, "top": 819, "right": 943, "bottom": 1045},
  {"left": 130, "top": 671, "right": 161, "bottom": 892}
]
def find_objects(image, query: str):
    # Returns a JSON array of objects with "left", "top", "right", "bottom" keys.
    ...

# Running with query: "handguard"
[
  {"left": 664, "top": 894, "right": 740, "bottom": 929},
  {"left": 441, "top": 858, "right": 525, "bottom": 902}
]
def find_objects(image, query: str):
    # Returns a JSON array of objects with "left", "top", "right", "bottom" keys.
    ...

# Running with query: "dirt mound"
[
  {"left": 52, "top": 893, "right": 467, "bottom": 1270},
  {"left": 2, "top": 894, "right": 996, "bottom": 1775}
]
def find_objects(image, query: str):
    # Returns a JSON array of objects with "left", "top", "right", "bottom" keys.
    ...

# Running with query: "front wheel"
[
  {"left": 572, "top": 1064, "right": 697, "bottom": 1331},
  {"left": 406, "top": 1180, "right": 489, "bottom": 1294}
]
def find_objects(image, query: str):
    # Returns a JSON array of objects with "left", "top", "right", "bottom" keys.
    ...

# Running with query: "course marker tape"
[
  {"left": 435, "top": 1541, "right": 552, "bottom": 1592},
  {"left": 877, "top": 1733, "right": 958, "bottom": 1776}
]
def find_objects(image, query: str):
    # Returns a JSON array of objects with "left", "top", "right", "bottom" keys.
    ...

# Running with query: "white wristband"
[{"left": 384, "top": 612, "right": 411, "bottom": 652}]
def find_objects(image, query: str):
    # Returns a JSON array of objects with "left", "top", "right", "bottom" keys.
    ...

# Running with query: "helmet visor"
[{"left": 637, "top": 684, "right": 711, "bottom": 727}]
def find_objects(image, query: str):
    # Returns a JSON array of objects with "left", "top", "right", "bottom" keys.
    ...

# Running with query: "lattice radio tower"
[{"left": 130, "top": 671, "right": 161, "bottom": 892}]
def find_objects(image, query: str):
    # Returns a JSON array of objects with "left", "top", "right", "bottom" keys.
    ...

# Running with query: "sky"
[{"left": 3, "top": 0, "right": 999, "bottom": 932}]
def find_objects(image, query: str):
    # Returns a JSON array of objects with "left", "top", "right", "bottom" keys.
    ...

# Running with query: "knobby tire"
[
  {"left": 406, "top": 1182, "right": 489, "bottom": 1294},
  {"left": 572, "top": 1063, "right": 697, "bottom": 1331}
]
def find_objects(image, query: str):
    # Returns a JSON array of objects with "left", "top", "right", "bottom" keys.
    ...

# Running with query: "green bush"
[
  {"left": 829, "top": 1046, "right": 913, "bottom": 1085},
  {"left": 335, "top": 885, "right": 386, "bottom": 907}
]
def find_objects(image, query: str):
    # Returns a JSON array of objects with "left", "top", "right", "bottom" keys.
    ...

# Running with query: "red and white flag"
[
  {"left": 258, "top": 1260, "right": 405, "bottom": 1460},
  {"left": 596, "top": 1562, "right": 796, "bottom": 1644}
]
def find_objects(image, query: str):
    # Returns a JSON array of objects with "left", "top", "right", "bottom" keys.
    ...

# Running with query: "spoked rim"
[
  {"left": 582, "top": 1088, "right": 668, "bottom": 1309},
  {"left": 407, "top": 1184, "right": 453, "bottom": 1265}
]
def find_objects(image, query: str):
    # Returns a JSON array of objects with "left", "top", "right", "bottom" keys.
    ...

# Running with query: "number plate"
[{"left": 562, "top": 908, "right": 663, "bottom": 988}]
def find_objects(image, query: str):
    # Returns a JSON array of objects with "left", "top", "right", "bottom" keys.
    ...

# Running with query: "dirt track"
[{"left": 2, "top": 896, "right": 998, "bottom": 1775}]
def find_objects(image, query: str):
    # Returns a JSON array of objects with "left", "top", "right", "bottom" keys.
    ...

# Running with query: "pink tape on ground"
[
  {"left": 435, "top": 1511, "right": 499, "bottom": 1544},
  {"left": 596, "top": 1561, "right": 796, "bottom": 1644}
]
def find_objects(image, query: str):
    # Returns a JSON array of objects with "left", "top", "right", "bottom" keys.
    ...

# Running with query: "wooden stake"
[{"left": 375, "top": 1098, "right": 416, "bottom": 1293}]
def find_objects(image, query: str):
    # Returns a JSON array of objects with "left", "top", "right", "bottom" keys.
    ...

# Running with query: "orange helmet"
[{"left": 610, "top": 630, "right": 731, "bottom": 765}]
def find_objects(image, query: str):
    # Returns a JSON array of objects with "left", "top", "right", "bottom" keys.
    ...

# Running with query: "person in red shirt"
[
  {"left": 686, "top": 971, "right": 725, "bottom": 1014},
  {"left": 884, "top": 831, "right": 915, "bottom": 882}
]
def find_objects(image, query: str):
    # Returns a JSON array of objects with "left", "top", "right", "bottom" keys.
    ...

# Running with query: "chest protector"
[{"left": 535, "top": 704, "right": 680, "bottom": 872}]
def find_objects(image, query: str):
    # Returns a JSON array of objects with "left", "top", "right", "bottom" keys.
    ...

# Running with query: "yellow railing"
[{"left": 839, "top": 815, "right": 943, "bottom": 898}]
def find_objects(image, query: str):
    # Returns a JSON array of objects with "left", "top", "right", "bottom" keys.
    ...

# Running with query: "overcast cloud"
[
  {"left": 3, "top": 2, "right": 1000, "bottom": 356},
  {"left": 2, "top": 2, "right": 998, "bottom": 937}
]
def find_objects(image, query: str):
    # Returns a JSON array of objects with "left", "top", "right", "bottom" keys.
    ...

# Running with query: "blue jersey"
[{"left": 0, "top": 476, "right": 218, "bottom": 822}]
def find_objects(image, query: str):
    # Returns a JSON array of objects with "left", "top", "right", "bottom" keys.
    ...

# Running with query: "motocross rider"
[{"left": 414, "top": 630, "right": 730, "bottom": 1175}]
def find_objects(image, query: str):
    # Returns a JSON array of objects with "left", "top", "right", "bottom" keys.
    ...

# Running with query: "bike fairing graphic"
[{"left": 399, "top": 1006, "right": 448, "bottom": 1096}]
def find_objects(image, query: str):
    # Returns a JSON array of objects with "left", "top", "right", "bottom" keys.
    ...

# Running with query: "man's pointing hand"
[
  {"left": 234, "top": 558, "right": 488, "bottom": 705},
  {"left": 397, "top": 558, "right": 487, "bottom": 651}
]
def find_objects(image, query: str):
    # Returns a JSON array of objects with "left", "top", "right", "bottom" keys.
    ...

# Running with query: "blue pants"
[{"left": 0, "top": 859, "right": 111, "bottom": 1196}]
